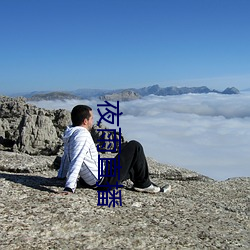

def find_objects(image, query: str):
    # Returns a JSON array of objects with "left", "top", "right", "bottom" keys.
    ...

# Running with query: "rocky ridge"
[
  {"left": 132, "top": 85, "right": 240, "bottom": 96},
  {"left": 14, "top": 84, "right": 240, "bottom": 101},
  {"left": 98, "top": 86, "right": 240, "bottom": 101},
  {"left": 0, "top": 95, "right": 249, "bottom": 249},
  {"left": 27, "top": 91, "right": 81, "bottom": 101}
]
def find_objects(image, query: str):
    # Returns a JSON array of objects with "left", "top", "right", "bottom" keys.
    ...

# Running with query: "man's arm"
[{"left": 64, "top": 131, "right": 90, "bottom": 193}]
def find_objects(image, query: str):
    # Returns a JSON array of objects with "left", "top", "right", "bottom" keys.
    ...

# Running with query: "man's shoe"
[
  {"left": 133, "top": 183, "right": 172, "bottom": 193},
  {"left": 133, "top": 183, "right": 161, "bottom": 193},
  {"left": 161, "top": 183, "right": 171, "bottom": 193}
]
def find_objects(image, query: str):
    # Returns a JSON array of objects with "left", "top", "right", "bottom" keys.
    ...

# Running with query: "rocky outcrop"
[
  {"left": 0, "top": 96, "right": 70, "bottom": 155},
  {"left": 0, "top": 96, "right": 126, "bottom": 155}
]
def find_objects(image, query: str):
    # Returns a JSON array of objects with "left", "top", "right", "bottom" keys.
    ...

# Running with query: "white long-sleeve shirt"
[{"left": 57, "top": 126, "right": 102, "bottom": 192}]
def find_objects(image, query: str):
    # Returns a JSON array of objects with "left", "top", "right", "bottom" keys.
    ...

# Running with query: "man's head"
[{"left": 71, "top": 105, "right": 93, "bottom": 131}]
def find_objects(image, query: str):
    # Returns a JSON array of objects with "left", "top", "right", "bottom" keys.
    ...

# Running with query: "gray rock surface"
[
  {"left": 0, "top": 152, "right": 249, "bottom": 249},
  {"left": 0, "top": 151, "right": 55, "bottom": 173}
]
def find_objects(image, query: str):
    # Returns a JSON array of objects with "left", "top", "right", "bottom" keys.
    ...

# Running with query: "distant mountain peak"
[
  {"left": 222, "top": 87, "right": 240, "bottom": 94},
  {"left": 27, "top": 91, "right": 81, "bottom": 101},
  {"left": 99, "top": 90, "right": 141, "bottom": 102}
]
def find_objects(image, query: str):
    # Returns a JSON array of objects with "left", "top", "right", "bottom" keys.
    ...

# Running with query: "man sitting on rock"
[{"left": 57, "top": 105, "right": 171, "bottom": 194}]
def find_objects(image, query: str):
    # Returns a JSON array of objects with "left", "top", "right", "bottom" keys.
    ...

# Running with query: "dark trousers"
[{"left": 99, "top": 140, "right": 151, "bottom": 190}]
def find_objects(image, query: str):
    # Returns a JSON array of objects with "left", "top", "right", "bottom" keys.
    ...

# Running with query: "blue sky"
[{"left": 0, "top": 0, "right": 250, "bottom": 95}]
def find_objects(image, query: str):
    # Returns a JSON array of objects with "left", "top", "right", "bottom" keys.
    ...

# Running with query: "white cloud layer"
[{"left": 30, "top": 92, "right": 250, "bottom": 181}]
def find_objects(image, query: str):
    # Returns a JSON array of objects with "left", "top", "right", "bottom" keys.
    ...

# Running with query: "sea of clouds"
[{"left": 30, "top": 92, "right": 250, "bottom": 181}]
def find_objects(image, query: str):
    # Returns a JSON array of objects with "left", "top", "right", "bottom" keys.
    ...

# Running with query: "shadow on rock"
[{"left": 0, "top": 172, "right": 65, "bottom": 193}]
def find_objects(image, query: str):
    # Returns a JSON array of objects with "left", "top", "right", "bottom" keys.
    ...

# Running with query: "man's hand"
[
  {"left": 57, "top": 187, "right": 74, "bottom": 195},
  {"left": 59, "top": 190, "right": 73, "bottom": 195},
  {"left": 63, "top": 187, "right": 74, "bottom": 193}
]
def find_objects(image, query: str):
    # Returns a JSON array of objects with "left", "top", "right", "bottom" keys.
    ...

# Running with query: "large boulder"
[
  {"left": 0, "top": 96, "right": 70, "bottom": 155},
  {"left": 17, "top": 110, "right": 60, "bottom": 155}
]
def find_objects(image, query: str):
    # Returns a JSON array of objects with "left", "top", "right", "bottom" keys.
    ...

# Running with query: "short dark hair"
[{"left": 71, "top": 105, "right": 92, "bottom": 126}]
